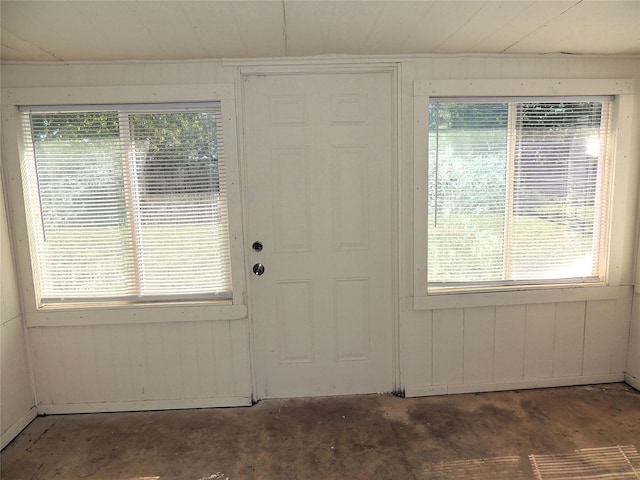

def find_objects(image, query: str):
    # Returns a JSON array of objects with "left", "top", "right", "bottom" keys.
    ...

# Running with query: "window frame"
[
  {"left": 2, "top": 85, "right": 248, "bottom": 326},
  {"left": 413, "top": 79, "right": 635, "bottom": 310}
]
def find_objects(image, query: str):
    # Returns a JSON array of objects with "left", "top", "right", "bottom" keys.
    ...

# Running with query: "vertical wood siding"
[
  {"left": 29, "top": 320, "right": 251, "bottom": 413},
  {"left": 1, "top": 179, "right": 36, "bottom": 448},
  {"left": 1, "top": 61, "right": 251, "bottom": 413},
  {"left": 628, "top": 293, "right": 640, "bottom": 389},
  {"left": 401, "top": 55, "right": 639, "bottom": 397},
  {"left": 2, "top": 54, "right": 638, "bottom": 411},
  {"left": 403, "top": 296, "right": 632, "bottom": 397}
]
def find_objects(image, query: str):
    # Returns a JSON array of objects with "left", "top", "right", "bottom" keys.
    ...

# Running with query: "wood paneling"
[
  {"left": 2, "top": 1, "right": 639, "bottom": 62},
  {"left": 628, "top": 293, "right": 640, "bottom": 387},
  {"left": 1, "top": 54, "right": 638, "bottom": 411},
  {"left": 432, "top": 309, "right": 463, "bottom": 385},
  {"left": 405, "top": 295, "right": 630, "bottom": 396},
  {"left": 494, "top": 305, "right": 526, "bottom": 383},
  {"left": 402, "top": 54, "right": 637, "bottom": 397},
  {"left": 553, "top": 302, "right": 586, "bottom": 378},
  {"left": 29, "top": 320, "right": 252, "bottom": 413},
  {"left": 524, "top": 304, "right": 557, "bottom": 380},
  {"left": 463, "top": 307, "right": 495, "bottom": 385},
  {"left": 583, "top": 300, "right": 615, "bottom": 375},
  {"left": 1, "top": 179, "right": 36, "bottom": 448}
]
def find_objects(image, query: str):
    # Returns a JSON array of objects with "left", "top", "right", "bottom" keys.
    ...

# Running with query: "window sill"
[
  {"left": 413, "top": 283, "right": 630, "bottom": 310},
  {"left": 25, "top": 302, "right": 248, "bottom": 327}
]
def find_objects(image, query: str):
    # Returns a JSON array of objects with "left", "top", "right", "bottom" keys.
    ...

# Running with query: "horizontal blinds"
[
  {"left": 126, "top": 110, "right": 231, "bottom": 297},
  {"left": 428, "top": 98, "right": 611, "bottom": 288},
  {"left": 21, "top": 104, "right": 232, "bottom": 303},
  {"left": 19, "top": 102, "right": 219, "bottom": 113},
  {"left": 22, "top": 111, "right": 136, "bottom": 300}
]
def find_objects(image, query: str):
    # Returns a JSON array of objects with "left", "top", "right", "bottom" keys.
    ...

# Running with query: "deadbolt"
[
  {"left": 252, "top": 241, "right": 263, "bottom": 252},
  {"left": 253, "top": 263, "right": 265, "bottom": 276}
]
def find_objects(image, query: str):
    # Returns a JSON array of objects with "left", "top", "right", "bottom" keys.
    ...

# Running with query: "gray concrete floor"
[{"left": 2, "top": 383, "right": 639, "bottom": 480}]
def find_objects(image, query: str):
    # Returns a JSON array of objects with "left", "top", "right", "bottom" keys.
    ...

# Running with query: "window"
[
  {"left": 427, "top": 96, "right": 612, "bottom": 292},
  {"left": 20, "top": 103, "right": 232, "bottom": 304}
]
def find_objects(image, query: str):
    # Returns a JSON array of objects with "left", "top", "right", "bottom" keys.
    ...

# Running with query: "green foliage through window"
[
  {"left": 23, "top": 105, "right": 231, "bottom": 302},
  {"left": 428, "top": 99, "right": 610, "bottom": 288}
]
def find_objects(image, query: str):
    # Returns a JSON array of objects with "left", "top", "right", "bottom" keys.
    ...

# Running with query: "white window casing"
[
  {"left": 413, "top": 79, "right": 635, "bottom": 310},
  {"left": 2, "top": 85, "right": 247, "bottom": 325},
  {"left": 21, "top": 104, "right": 233, "bottom": 304}
]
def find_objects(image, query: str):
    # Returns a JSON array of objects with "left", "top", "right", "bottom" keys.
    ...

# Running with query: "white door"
[{"left": 243, "top": 71, "right": 395, "bottom": 399}]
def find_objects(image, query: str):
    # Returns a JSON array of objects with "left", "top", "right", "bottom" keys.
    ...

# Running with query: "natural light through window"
[
  {"left": 427, "top": 97, "right": 612, "bottom": 292},
  {"left": 20, "top": 103, "right": 232, "bottom": 305}
]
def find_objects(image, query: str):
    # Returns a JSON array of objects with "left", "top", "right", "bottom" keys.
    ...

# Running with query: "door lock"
[{"left": 252, "top": 241, "right": 263, "bottom": 252}]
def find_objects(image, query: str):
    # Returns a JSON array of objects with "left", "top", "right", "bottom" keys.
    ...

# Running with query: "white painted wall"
[
  {"left": 626, "top": 61, "right": 640, "bottom": 391},
  {"left": 399, "top": 55, "right": 640, "bottom": 396},
  {"left": 628, "top": 294, "right": 640, "bottom": 389},
  {"left": 1, "top": 164, "right": 36, "bottom": 449},
  {"left": 1, "top": 62, "right": 252, "bottom": 414},
  {"left": 1, "top": 55, "right": 639, "bottom": 416}
]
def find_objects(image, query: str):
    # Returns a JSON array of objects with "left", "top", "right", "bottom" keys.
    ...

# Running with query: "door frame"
[{"left": 238, "top": 63, "right": 401, "bottom": 402}]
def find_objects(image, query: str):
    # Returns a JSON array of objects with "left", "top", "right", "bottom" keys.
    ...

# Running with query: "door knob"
[{"left": 253, "top": 263, "right": 265, "bottom": 275}]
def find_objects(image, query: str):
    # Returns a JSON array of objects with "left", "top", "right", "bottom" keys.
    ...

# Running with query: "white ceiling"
[{"left": 2, "top": 1, "right": 640, "bottom": 62}]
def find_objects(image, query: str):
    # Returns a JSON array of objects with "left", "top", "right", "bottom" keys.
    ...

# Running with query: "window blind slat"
[
  {"left": 428, "top": 99, "right": 611, "bottom": 290},
  {"left": 21, "top": 104, "right": 232, "bottom": 304}
]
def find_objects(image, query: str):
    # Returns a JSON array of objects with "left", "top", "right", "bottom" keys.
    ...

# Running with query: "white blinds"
[
  {"left": 21, "top": 104, "right": 232, "bottom": 303},
  {"left": 427, "top": 98, "right": 612, "bottom": 289}
]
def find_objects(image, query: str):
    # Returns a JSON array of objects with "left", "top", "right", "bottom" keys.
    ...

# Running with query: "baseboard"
[
  {"left": 1, "top": 407, "right": 37, "bottom": 450},
  {"left": 36, "top": 396, "right": 252, "bottom": 415},
  {"left": 625, "top": 373, "right": 640, "bottom": 391},
  {"left": 404, "top": 373, "right": 625, "bottom": 398}
]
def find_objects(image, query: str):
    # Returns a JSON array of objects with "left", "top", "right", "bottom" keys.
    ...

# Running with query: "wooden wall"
[
  {"left": 628, "top": 293, "right": 640, "bottom": 389},
  {"left": 629, "top": 63, "right": 640, "bottom": 389},
  {"left": 398, "top": 55, "right": 640, "bottom": 396},
  {"left": 28, "top": 320, "right": 251, "bottom": 414},
  {"left": 401, "top": 297, "right": 632, "bottom": 396},
  {"left": 1, "top": 167, "right": 36, "bottom": 448},
  {"left": 1, "top": 62, "right": 253, "bottom": 415},
  {"left": 1, "top": 54, "right": 639, "bottom": 417}
]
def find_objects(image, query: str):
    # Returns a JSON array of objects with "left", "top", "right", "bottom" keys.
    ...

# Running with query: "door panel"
[{"left": 244, "top": 72, "right": 394, "bottom": 398}]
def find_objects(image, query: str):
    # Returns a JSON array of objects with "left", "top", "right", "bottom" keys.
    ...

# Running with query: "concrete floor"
[{"left": 2, "top": 383, "right": 639, "bottom": 480}]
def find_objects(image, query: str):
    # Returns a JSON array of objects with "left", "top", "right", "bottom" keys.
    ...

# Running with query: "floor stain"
[{"left": 1, "top": 384, "right": 639, "bottom": 480}]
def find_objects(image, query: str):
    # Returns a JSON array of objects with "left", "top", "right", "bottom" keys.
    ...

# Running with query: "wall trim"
[
  {"left": 3, "top": 52, "right": 640, "bottom": 69},
  {"left": 26, "top": 304, "right": 248, "bottom": 327},
  {"left": 625, "top": 374, "right": 640, "bottom": 391},
  {"left": 36, "top": 396, "right": 252, "bottom": 415},
  {"left": 3, "top": 83, "right": 249, "bottom": 327},
  {"left": 414, "top": 285, "right": 632, "bottom": 310},
  {"left": 405, "top": 374, "right": 625, "bottom": 398},
  {"left": 412, "top": 76, "right": 637, "bottom": 307},
  {"left": 0, "top": 407, "right": 37, "bottom": 450},
  {"left": 415, "top": 78, "right": 634, "bottom": 97}
]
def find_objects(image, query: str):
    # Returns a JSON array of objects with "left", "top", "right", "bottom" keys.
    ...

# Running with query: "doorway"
[{"left": 243, "top": 70, "right": 396, "bottom": 399}]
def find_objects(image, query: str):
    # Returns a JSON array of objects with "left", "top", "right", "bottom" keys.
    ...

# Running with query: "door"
[{"left": 243, "top": 71, "right": 395, "bottom": 399}]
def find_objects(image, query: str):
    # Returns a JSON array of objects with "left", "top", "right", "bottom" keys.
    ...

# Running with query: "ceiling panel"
[
  {"left": 178, "top": 2, "right": 248, "bottom": 58},
  {"left": 285, "top": 1, "right": 336, "bottom": 56},
  {"left": 1, "top": 1, "right": 113, "bottom": 61},
  {"left": 122, "top": 2, "right": 209, "bottom": 60},
  {"left": 362, "top": 2, "right": 435, "bottom": 54},
  {"left": 231, "top": 1, "right": 286, "bottom": 57},
  {"left": 506, "top": 0, "right": 640, "bottom": 54},
  {"left": 472, "top": 1, "right": 576, "bottom": 54},
  {"left": 437, "top": 1, "right": 538, "bottom": 53},
  {"left": 1, "top": 1, "right": 639, "bottom": 62},
  {"left": 323, "top": 1, "right": 386, "bottom": 55},
  {"left": 402, "top": 2, "right": 486, "bottom": 54},
  {"left": 1, "top": 28, "right": 57, "bottom": 61},
  {"left": 68, "top": 2, "right": 186, "bottom": 60},
  {"left": 516, "top": 1, "right": 640, "bottom": 53}
]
